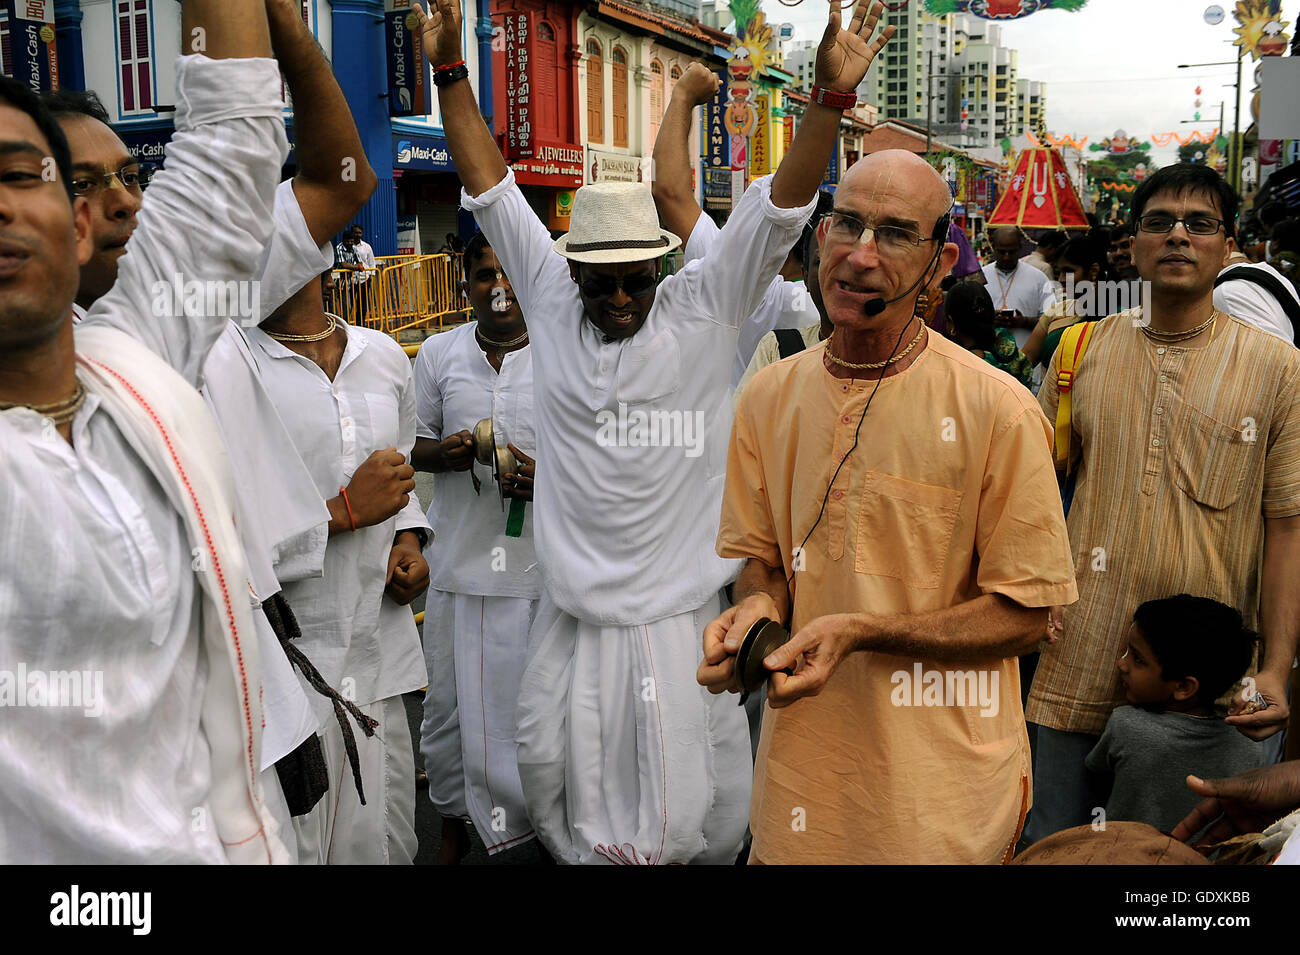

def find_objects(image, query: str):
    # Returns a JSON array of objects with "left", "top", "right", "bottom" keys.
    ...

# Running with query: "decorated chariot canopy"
[{"left": 987, "top": 147, "right": 1089, "bottom": 231}]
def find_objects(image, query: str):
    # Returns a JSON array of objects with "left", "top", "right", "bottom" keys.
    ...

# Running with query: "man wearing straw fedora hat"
[{"left": 416, "top": 0, "right": 894, "bottom": 864}]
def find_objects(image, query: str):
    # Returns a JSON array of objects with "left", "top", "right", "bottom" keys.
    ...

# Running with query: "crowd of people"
[{"left": 4, "top": 0, "right": 1300, "bottom": 866}]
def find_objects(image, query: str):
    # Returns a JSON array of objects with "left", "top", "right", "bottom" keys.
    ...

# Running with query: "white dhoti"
[
  {"left": 515, "top": 591, "right": 752, "bottom": 865},
  {"left": 420, "top": 589, "right": 538, "bottom": 854},
  {"left": 292, "top": 695, "right": 417, "bottom": 865}
]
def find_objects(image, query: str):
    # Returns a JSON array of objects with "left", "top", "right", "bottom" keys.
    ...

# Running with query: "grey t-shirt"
[{"left": 1085, "top": 705, "right": 1266, "bottom": 835}]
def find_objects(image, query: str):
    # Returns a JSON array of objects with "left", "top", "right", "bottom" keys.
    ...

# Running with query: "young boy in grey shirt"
[{"left": 1085, "top": 594, "right": 1266, "bottom": 835}]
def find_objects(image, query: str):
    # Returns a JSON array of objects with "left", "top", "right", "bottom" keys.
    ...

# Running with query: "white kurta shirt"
[
  {"left": 0, "top": 53, "right": 286, "bottom": 862},
  {"left": 413, "top": 321, "right": 539, "bottom": 597},
  {"left": 248, "top": 323, "right": 431, "bottom": 727},
  {"left": 981, "top": 260, "right": 1059, "bottom": 348},
  {"left": 463, "top": 172, "right": 815, "bottom": 626},
  {"left": 196, "top": 180, "right": 336, "bottom": 765},
  {"left": 1215, "top": 261, "right": 1299, "bottom": 344},
  {"left": 684, "top": 213, "right": 817, "bottom": 387}
]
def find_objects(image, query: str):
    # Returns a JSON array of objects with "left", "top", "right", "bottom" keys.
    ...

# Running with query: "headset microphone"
[{"left": 858, "top": 208, "right": 953, "bottom": 318}]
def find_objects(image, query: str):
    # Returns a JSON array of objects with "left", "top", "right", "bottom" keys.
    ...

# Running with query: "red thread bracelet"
[
  {"left": 434, "top": 59, "right": 465, "bottom": 72},
  {"left": 339, "top": 485, "right": 357, "bottom": 532}
]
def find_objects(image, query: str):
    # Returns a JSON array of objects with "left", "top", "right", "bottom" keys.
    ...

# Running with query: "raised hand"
[
  {"left": 414, "top": 0, "right": 464, "bottom": 69},
  {"left": 676, "top": 62, "right": 722, "bottom": 108},
  {"left": 815, "top": 0, "right": 895, "bottom": 93}
]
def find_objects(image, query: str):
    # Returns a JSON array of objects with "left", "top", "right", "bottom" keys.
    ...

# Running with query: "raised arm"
[
  {"left": 651, "top": 64, "right": 719, "bottom": 244},
  {"left": 414, "top": 0, "right": 567, "bottom": 331},
  {"left": 417, "top": 0, "right": 507, "bottom": 197},
  {"left": 184, "top": 0, "right": 272, "bottom": 59},
  {"left": 84, "top": 0, "right": 285, "bottom": 384},
  {"left": 267, "top": 0, "right": 377, "bottom": 246},
  {"left": 770, "top": 0, "right": 893, "bottom": 209}
]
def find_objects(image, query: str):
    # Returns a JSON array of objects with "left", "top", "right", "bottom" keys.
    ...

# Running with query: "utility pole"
[
  {"left": 926, "top": 50, "right": 933, "bottom": 155},
  {"left": 1231, "top": 45, "right": 1242, "bottom": 194}
]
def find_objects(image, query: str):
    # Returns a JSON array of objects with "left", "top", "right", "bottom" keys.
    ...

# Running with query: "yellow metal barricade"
[{"left": 324, "top": 253, "right": 471, "bottom": 335}]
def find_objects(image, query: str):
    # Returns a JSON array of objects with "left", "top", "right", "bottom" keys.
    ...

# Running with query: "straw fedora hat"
[{"left": 552, "top": 181, "right": 681, "bottom": 264}]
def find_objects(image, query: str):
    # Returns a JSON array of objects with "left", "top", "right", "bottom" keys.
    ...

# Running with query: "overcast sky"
[{"left": 778, "top": 0, "right": 1299, "bottom": 165}]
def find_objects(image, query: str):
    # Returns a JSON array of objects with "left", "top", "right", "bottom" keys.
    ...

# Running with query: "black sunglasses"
[{"left": 578, "top": 268, "right": 658, "bottom": 302}]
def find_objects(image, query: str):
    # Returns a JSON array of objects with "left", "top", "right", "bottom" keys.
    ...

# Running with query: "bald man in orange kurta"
[{"left": 699, "top": 149, "right": 1077, "bottom": 864}]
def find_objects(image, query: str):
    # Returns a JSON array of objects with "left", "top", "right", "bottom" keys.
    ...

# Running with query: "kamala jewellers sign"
[{"left": 503, "top": 12, "right": 534, "bottom": 160}]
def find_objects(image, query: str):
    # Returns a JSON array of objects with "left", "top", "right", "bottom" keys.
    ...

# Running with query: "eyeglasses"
[
  {"left": 578, "top": 269, "right": 658, "bottom": 301},
  {"left": 1136, "top": 213, "right": 1224, "bottom": 236},
  {"left": 71, "top": 164, "right": 151, "bottom": 199},
  {"left": 821, "top": 211, "right": 935, "bottom": 253}
]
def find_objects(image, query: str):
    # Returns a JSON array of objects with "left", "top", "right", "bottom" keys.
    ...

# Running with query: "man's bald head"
[
  {"left": 838, "top": 150, "right": 952, "bottom": 233},
  {"left": 989, "top": 226, "right": 1022, "bottom": 271}
]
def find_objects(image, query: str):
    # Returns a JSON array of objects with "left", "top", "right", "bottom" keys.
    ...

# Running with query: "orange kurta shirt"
[{"left": 718, "top": 332, "right": 1078, "bottom": 864}]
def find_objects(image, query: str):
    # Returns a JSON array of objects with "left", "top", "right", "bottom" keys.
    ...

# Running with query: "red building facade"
[{"left": 492, "top": 0, "right": 584, "bottom": 223}]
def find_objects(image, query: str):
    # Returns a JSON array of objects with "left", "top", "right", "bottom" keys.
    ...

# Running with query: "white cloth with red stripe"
[
  {"left": 0, "top": 324, "right": 291, "bottom": 864},
  {"left": 0, "top": 52, "right": 293, "bottom": 862}
]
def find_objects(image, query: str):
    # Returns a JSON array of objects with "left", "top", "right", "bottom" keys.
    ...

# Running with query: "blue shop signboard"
[
  {"left": 116, "top": 123, "right": 298, "bottom": 169},
  {"left": 393, "top": 130, "right": 455, "bottom": 172}
]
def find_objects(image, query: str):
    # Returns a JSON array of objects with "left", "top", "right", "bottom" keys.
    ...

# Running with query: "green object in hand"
[{"left": 505, "top": 498, "right": 526, "bottom": 538}]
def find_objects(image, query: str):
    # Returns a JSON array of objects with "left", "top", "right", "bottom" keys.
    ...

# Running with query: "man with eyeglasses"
[
  {"left": 420, "top": 0, "right": 893, "bottom": 864},
  {"left": 1027, "top": 163, "right": 1300, "bottom": 845},
  {"left": 698, "top": 146, "right": 1078, "bottom": 864},
  {"left": 39, "top": 90, "right": 149, "bottom": 322}
]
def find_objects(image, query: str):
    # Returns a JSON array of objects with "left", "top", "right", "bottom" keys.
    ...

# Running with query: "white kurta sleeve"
[
  {"left": 461, "top": 170, "right": 571, "bottom": 330},
  {"left": 395, "top": 359, "right": 434, "bottom": 539},
  {"left": 413, "top": 338, "right": 445, "bottom": 441},
  {"left": 84, "top": 55, "right": 289, "bottom": 387},
  {"left": 254, "top": 180, "right": 336, "bottom": 322},
  {"left": 1040, "top": 271, "right": 1061, "bottom": 314},
  {"left": 672, "top": 175, "right": 816, "bottom": 330},
  {"left": 682, "top": 212, "right": 721, "bottom": 265}
]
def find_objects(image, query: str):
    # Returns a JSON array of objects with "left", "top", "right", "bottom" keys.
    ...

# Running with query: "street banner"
[
  {"left": 4, "top": 0, "right": 58, "bottom": 94},
  {"left": 750, "top": 94, "right": 770, "bottom": 177},
  {"left": 385, "top": 1, "right": 429, "bottom": 117},
  {"left": 704, "top": 73, "right": 729, "bottom": 171},
  {"left": 822, "top": 131, "right": 840, "bottom": 188}
]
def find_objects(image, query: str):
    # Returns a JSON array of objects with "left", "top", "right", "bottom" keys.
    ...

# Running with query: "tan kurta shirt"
[
  {"left": 1030, "top": 308, "right": 1300, "bottom": 736},
  {"left": 718, "top": 332, "right": 1078, "bottom": 864}
]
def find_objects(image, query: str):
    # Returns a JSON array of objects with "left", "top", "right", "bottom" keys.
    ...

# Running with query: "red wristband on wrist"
[
  {"left": 434, "top": 59, "right": 466, "bottom": 72},
  {"left": 810, "top": 85, "right": 857, "bottom": 111},
  {"left": 339, "top": 485, "right": 357, "bottom": 532}
]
